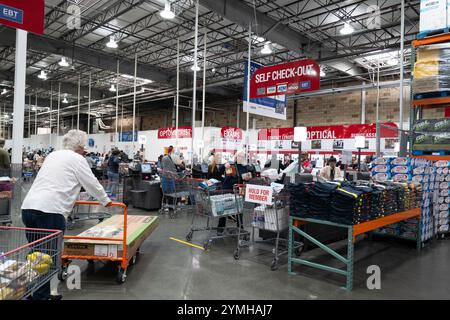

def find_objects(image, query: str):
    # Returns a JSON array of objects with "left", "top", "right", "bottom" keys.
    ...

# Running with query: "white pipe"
[
  {"left": 57, "top": 82, "right": 60, "bottom": 143},
  {"left": 399, "top": 0, "right": 405, "bottom": 155},
  {"left": 35, "top": 93, "right": 37, "bottom": 135},
  {"left": 88, "top": 73, "right": 91, "bottom": 134},
  {"left": 12, "top": 29, "right": 27, "bottom": 166},
  {"left": 191, "top": 0, "right": 199, "bottom": 166},
  {"left": 49, "top": 82, "right": 53, "bottom": 146},
  {"left": 132, "top": 53, "right": 137, "bottom": 142},
  {"left": 246, "top": 23, "right": 252, "bottom": 161},
  {"left": 201, "top": 31, "right": 207, "bottom": 158},
  {"left": 376, "top": 63, "right": 380, "bottom": 156},
  {"left": 116, "top": 59, "right": 119, "bottom": 137},
  {"left": 77, "top": 74, "right": 80, "bottom": 130},
  {"left": 176, "top": 39, "right": 180, "bottom": 147},
  {"left": 28, "top": 95, "right": 31, "bottom": 138},
  {"left": 120, "top": 99, "right": 123, "bottom": 139}
]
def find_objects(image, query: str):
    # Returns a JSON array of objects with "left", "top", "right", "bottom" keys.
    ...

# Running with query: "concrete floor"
[{"left": 8, "top": 182, "right": 450, "bottom": 300}]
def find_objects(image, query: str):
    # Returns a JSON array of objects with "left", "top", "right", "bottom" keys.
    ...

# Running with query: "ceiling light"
[
  {"left": 340, "top": 23, "right": 354, "bottom": 35},
  {"left": 1, "top": 89, "right": 7, "bottom": 95},
  {"left": 256, "top": 36, "right": 265, "bottom": 43},
  {"left": 160, "top": 0, "right": 175, "bottom": 19},
  {"left": 62, "top": 97, "right": 68, "bottom": 104},
  {"left": 109, "top": 84, "right": 117, "bottom": 92},
  {"left": 191, "top": 64, "right": 200, "bottom": 72},
  {"left": 58, "top": 57, "right": 70, "bottom": 67},
  {"left": 261, "top": 43, "right": 272, "bottom": 55},
  {"left": 31, "top": 106, "right": 37, "bottom": 111},
  {"left": 211, "top": 68, "right": 216, "bottom": 73},
  {"left": 106, "top": 36, "right": 118, "bottom": 49},
  {"left": 320, "top": 68, "right": 326, "bottom": 77},
  {"left": 38, "top": 70, "right": 47, "bottom": 80},
  {"left": 387, "top": 58, "right": 399, "bottom": 66}
]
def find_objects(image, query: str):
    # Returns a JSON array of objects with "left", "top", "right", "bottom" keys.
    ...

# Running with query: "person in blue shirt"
[{"left": 105, "top": 149, "right": 121, "bottom": 199}]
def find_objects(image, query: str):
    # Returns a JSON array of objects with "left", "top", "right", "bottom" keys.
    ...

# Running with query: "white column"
[
  {"left": 176, "top": 39, "right": 180, "bottom": 147},
  {"left": 12, "top": 29, "right": 27, "bottom": 167},
  {"left": 132, "top": 54, "right": 137, "bottom": 142},
  {"left": 116, "top": 60, "right": 119, "bottom": 138},
  {"left": 57, "top": 82, "right": 61, "bottom": 148},
  {"left": 35, "top": 93, "right": 38, "bottom": 135},
  {"left": 361, "top": 81, "right": 366, "bottom": 124},
  {"left": 49, "top": 83, "right": 53, "bottom": 146},
  {"left": 201, "top": 31, "right": 207, "bottom": 158},
  {"left": 77, "top": 74, "right": 81, "bottom": 130},
  {"left": 28, "top": 95, "right": 31, "bottom": 138},
  {"left": 191, "top": 0, "right": 199, "bottom": 166},
  {"left": 375, "top": 64, "right": 381, "bottom": 156},
  {"left": 246, "top": 23, "right": 252, "bottom": 160},
  {"left": 87, "top": 73, "right": 91, "bottom": 134},
  {"left": 399, "top": 0, "right": 406, "bottom": 156}
]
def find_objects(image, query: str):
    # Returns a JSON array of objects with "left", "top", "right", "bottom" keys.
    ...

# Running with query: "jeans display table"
[{"left": 288, "top": 208, "right": 421, "bottom": 291}]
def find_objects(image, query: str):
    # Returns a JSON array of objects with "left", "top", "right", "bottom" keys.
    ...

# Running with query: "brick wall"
[{"left": 107, "top": 86, "right": 447, "bottom": 131}]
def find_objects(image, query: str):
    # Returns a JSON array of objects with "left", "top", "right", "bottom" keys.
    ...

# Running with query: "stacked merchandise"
[
  {"left": 368, "top": 186, "right": 386, "bottom": 220},
  {"left": 252, "top": 206, "right": 289, "bottom": 231},
  {"left": 434, "top": 160, "right": 450, "bottom": 234},
  {"left": 329, "top": 185, "right": 364, "bottom": 225},
  {"left": 209, "top": 194, "right": 243, "bottom": 217},
  {"left": 412, "top": 43, "right": 450, "bottom": 95},
  {"left": 288, "top": 183, "right": 311, "bottom": 217},
  {"left": 371, "top": 157, "right": 391, "bottom": 181},
  {"left": 413, "top": 119, "right": 450, "bottom": 152},
  {"left": 307, "top": 181, "right": 339, "bottom": 220}
]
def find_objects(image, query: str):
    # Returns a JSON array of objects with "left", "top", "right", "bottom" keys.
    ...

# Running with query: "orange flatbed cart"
[{"left": 288, "top": 208, "right": 421, "bottom": 291}]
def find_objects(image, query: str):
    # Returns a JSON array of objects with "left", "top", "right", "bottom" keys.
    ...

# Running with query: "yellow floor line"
[{"left": 169, "top": 237, "right": 205, "bottom": 251}]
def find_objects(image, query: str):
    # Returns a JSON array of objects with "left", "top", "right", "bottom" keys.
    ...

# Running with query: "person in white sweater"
[{"left": 21, "top": 129, "right": 111, "bottom": 300}]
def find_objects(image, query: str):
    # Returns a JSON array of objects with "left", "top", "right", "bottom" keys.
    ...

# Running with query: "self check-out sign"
[{"left": 0, "top": 0, "right": 44, "bottom": 34}]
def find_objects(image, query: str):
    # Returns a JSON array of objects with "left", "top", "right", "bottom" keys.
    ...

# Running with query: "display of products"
[
  {"left": 413, "top": 43, "right": 450, "bottom": 95},
  {"left": 209, "top": 194, "right": 243, "bottom": 217},
  {"left": 432, "top": 161, "right": 450, "bottom": 234},
  {"left": 413, "top": 118, "right": 450, "bottom": 151}
]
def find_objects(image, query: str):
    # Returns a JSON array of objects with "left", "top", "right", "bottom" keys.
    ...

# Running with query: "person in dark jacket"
[
  {"left": 207, "top": 152, "right": 224, "bottom": 182},
  {"left": 106, "top": 149, "right": 121, "bottom": 198},
  {"left": 217, "top": 150, "right": 251, "bottom": 234}
]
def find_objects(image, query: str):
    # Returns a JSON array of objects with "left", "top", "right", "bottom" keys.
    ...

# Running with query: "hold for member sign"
[{"left": 245, "top": 184, "right": 273, "bottom": 205}]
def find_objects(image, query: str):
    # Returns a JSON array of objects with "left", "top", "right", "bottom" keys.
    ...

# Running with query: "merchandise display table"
[{"left": 288, "top": 208, "right": 421, "bottom": 291}]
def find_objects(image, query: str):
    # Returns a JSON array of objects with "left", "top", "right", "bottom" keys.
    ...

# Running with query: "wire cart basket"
[
  {"left": 159, "top": 170, "right": 194, "bottom": 218},
  {"left": 0, "top": 226, "right": 63, "bottom": 300},
  {"left": 186, "top": 183, "right": 251, "bottom": 255},
  {"left": 22, "top": 160, "right": 34, "bottom": 181},
  {"left": 235, "top": 179, "right": 304, "bottom": 270}
]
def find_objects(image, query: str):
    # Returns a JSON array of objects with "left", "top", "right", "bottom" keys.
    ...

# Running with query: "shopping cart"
[
  {"left": 98, "top": 176, "right": 124, "bottom": 202},
  {"left": 0, "top": 181, "right": 14, "bottom": 226},
  {"left": 60, "top": 201, "right": 136, "bottom": 284},
  {"left": 66, "top": 191, "right": 112, "bottom": 230},
  {"left": 0, "top": 226, "right": 63, "bottom": 300},
  {"left": 22, "top": 160, "right": 34, "bottom": 181},
  {"left": 235, "top": 180, "right": 304, "bottom": 270},
  {"left": 186, "top": 184, "right": 250, "bottom": 255},
  {"left": 159, "top": 170, "right": 193, "bottom": 218}
]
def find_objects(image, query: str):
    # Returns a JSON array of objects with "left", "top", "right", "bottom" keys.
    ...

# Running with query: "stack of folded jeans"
[
  {"left": 288, "top": 182, "right": 311, "bottom": 217},
  {"left": 329, "top": 186, "right": 364, "bottom": 225},
  {"left": 396, "top": 183, "right": 407, "bottom": 212},
  {"left": 379, "top": 182, "right": 399, "bottom": 215},
  {"left": 352, "top": 185, "right": 373, "bottom": 222},
  {"left": 308, "top": 182, "right": 339, "bottom": 220},
  {"left": 370, "top": 186, "right": 386, "bottom": 219}
]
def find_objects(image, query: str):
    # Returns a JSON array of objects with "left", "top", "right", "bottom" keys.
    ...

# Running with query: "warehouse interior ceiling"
[{"left": 0, "top": 0, "right": 420, "bottom": 127}]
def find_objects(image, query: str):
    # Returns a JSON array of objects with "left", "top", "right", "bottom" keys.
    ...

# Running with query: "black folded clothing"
[
  {"left": 329, "top": 186, "right": 364, "bottom": 225},
  {"left": 288, "top": 182, "right": 311, "bottom": 217},
  {"left": 306, "top": 181, "right": 339, "bottom": 220}
]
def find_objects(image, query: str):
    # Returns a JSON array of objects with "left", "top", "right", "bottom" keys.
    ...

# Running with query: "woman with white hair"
[{"left": 21, "top": 130, "right": 111, "bottom": 300}]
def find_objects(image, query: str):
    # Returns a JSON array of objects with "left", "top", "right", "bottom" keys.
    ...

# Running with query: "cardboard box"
[
  {"left": 64, "top": 215, "right": 159, "bottom": 260},
  {"left": 420, "top": 0, "right": 447, "bottom": 32}
]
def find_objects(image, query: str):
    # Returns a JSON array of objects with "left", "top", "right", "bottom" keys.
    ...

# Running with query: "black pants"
[
  {"left": 217, "top": 214, "right": 243, "bottom": 230},
  {"left": 22, "top": 209, "right": 66, "bottom": 301}
]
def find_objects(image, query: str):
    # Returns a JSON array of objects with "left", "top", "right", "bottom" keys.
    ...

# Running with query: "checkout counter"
[{"left": 126, "top": 163, "right": 162, "bottom": 211}]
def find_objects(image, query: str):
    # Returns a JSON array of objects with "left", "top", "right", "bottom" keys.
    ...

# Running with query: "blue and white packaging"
[
  {"left": 391, "top": 157, "right": 410, "bottom": 166},
  {"left": 392, "top": 173, "right": 411, "bottom": 182},
  {"left": 413, "top": 166, "right": 425, "bottom": 175},
  {"left": 412, "top": 175, "right": 424, "bottom": 183},
  {"left": 391, "top": 165, "right": 410, "bottom": 174},
  {"left": 371, "top": 172, "right": 390, "bottom": 182},
  {"left": 373, "top": 157, "right": 390, "bottom": 165},
  {"left": 372, "top": 164, "right": 390, "bottom": 173}
]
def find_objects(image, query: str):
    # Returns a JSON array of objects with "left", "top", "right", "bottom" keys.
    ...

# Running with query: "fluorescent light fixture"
[
  {"left": 294, "top": 127, "right": 308, "bottom": 142},
  {"left": 320, "top": 68, "right": 326, "bottom": 77},
  {"left": 109, "top": 84, "right": 117, "bottom": 92},
  {"left": 0, "top": 88, "right": 7, "bottom": 95},
  {"left": 160, "top": 0, "right": 175, "bottom": 19},
  {"left": 211, "top": 68, "right": 216, "bottom": 73},
  {"left": 62, "top": 97, "right": 69, "bottom": 104},
  {"left": 120, "top": 74, "right": 153, "bottom": 84},
  {"left": 256, "top": 36, "right": 265, "bottom": 43},
  {"left": 31, "top": 106, "right": 37, "bottom": 111},
  {"left": 340, "top": 23, "right": 354, "bottom": 35},
  {"left": 106, "top": 36, "right": 118, "bottom": 49},
  {"left": 191, "top": 64, "right": 200, "bottom": 72},
  {"left": 355, "top": 136, "right": 366, "bottom": 148},
  {"left": 387, "top": 58, "right": 399, "bottom": 66},
  {"left": 261, "top": 43, "right": 272, "bottom": 55},
  {"left": 38, "top": 70, "right": 47, "bottom": 80},
  {"left": 58, "top": 57, "right": 70, "bottom": 67}
]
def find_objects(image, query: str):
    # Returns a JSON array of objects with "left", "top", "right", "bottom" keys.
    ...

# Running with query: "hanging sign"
[
  {"left": 221, "top": 126, "right": 243, "bottom": 140},
  {"left": 138, "top": 135, "right": 147, "bottom": 145},
  {"left": 0, "top": 0, "right": 44, "bottom": 34},
  {"left": 250, "top": 59, "right": 320, "bottom": 99},
  {"left": 157, "top": 126, "right": 192, "bottom": 139},
  {"left": 243, "top": 61, "right": 287, "bottom": 120}
]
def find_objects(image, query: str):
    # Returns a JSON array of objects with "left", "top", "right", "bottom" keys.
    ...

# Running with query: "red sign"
[
  {"left": 0, "top": 0, "right": 44, "bottom": 35},
  {"left": 157, "top": 126, "right": 192, "bottom": 139},
  {"left": 445, "top": 107, "right": 450, "bottom": 118},
  {"left": 221, "top": 126, "right": 243, "bottom": 140},
  {"left": 250, "top": 59, "right": 320, "bottom": 99},
  {"left": 258, "top": 123, "right": 398, "bottom": 140}
]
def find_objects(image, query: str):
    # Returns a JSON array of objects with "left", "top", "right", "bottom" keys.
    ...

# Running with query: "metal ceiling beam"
[
  {"left": 199, "top": 0, "right": 365, "bottom": 77},
  {"left": 0, "top": 27, "right": 171, "bottom": 84}
]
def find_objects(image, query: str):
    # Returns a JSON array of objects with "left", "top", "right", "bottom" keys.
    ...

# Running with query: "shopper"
[
  {"left": 217, "top": 150, "right": 251, "bottom": 234},
  {"left": 207, "top": 152, "right": 224, "bottom": 182},
  {"left": 319, "top": 156, "right": 342, "bottom": 181},
  {"left": 106, "top": 149, "right": 121, "bottom": 199},
  {"left": 359, "top": 156, "right": 372, "bottom": 172},
  {"left": 21, "top": 130, "right": 111, "bottom": 300},
  {"left": 0, "top": 138, "right": 11, "bottom": 176},
  {"left": 300, "top": 152, "right": 312, "bottom": 173},
  {"left": 33, "top": 150, "right": 44, "bottom": 172},
  {"left": 157, "top": 155, "right": 164, "bottom": 169}
]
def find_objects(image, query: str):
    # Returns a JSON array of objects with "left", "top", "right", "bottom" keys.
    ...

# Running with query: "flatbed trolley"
[
  {"left": 0, "top": 226, "right": 63, "bottom": 300},
  {"left": 60, "top": 201, "right": 135, "bottom": 284},
  {"left": 234, "top": 182, "right": 304, "bottom": 270},
  {"left": 186, "top": 185, "right": 250, "bottom": 254}
]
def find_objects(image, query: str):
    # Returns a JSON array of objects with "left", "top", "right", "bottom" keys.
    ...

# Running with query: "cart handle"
[{"left": 75, "top": 200, "right": 126, "bottom": 208}]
